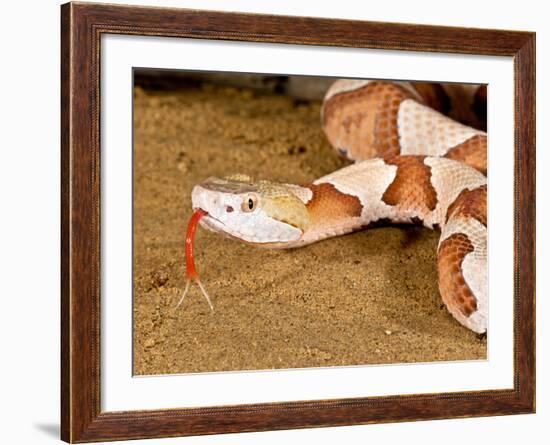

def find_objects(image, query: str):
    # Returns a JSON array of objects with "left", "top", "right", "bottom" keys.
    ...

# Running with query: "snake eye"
[{"left": 241, "top": 194, "right": 258, "bottom": 212}]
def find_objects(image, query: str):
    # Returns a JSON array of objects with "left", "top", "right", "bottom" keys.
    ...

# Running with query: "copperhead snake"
[{"left": 186, "top": 79, "right": 488, "bottom": 334}]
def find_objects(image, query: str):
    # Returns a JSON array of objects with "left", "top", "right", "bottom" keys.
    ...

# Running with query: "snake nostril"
[{"left": 226, "top": 205, "right": 234, "bottom": 213}]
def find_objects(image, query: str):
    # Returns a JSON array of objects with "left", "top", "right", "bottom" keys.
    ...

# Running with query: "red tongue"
[
  {"left": 185, "top": 208, "right": 207, "bottom": 280},
  {"left": 177, "top": 208, "right": 214, "bottom": 311}
]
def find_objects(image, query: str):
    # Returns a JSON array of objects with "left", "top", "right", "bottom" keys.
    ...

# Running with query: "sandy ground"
[{"left": 133, "top": 81, "right": 486, "bottom": 375}]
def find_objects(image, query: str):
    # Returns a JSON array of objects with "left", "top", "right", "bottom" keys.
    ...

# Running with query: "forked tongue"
[{"left": 176, "top": 208, "right": 214, "bottom": 311}]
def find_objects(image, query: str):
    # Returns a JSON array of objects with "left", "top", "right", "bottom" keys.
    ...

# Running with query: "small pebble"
[{"left": 144, "top": 338, "right": 156, "bottom": 348}]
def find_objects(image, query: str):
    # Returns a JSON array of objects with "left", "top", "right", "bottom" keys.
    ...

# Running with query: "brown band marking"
[
  {"left": 323, "top": 81, "right": 418, "bottom": 160},
  {"left": 382, "top": 155, "right": 438, "bottom": 212},
  {"left": 446, "top": 185, "right": 487, "bottom": 228},
  {"left": 411, "top": 82, "right": 451, "bottom": 116},
  {"left": 445, "top": 134, "right": 487, "bottom": 175},
  {"left": 306, "top": 183, "right": 362, "bottom": 224},
  {"left": 437, "top": 233, "right": 478, "bottom": 317}
]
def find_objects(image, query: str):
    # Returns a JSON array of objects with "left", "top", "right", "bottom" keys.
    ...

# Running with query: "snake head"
[{"left": 191, "top": 175, "right": 310, "bottom": 245}]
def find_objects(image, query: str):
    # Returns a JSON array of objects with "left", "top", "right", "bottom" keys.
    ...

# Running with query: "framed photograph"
[{"left": 61, "top": 2, "right": 535, "bottom": 442}]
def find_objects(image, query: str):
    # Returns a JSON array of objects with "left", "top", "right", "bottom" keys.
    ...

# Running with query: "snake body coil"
[{"left": 191, "top": 79, "right": 488, "bottom": 334}]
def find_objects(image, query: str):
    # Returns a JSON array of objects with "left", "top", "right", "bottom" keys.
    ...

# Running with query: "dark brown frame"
[{"left": 61, "top": 1, "right": 536, "bottom": 442}]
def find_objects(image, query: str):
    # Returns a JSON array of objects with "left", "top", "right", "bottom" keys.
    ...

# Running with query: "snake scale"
[{"left": 190, "top": 79, "right": 488, "bottom": 334}]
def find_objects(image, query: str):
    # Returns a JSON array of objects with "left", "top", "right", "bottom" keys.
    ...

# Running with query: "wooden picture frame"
[{"left": 61, "top": 2, "right": 535, "bottom": 442}]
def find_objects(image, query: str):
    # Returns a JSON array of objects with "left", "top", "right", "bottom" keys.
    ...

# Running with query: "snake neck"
[{"left": 286, "top": 156, "right": 487, "bottom": 248}]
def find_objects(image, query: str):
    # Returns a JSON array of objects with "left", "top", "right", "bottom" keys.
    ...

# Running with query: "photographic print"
[
  {"left": 132, "top": 70, "right": 488, "bottom": 375},
  {"left": 62, "top": 3, "right": 535, "bottom": 441}
]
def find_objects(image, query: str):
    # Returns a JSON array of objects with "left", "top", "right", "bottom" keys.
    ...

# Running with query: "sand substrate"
[{"left": 133, "top": 82, "right": 486, "bottom": 375}]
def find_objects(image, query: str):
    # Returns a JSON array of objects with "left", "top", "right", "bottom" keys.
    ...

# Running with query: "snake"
[{"left": 187, "top": 79, "right": 488, "bottom": 334}]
